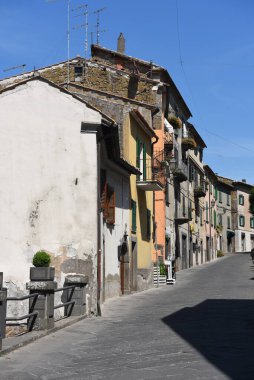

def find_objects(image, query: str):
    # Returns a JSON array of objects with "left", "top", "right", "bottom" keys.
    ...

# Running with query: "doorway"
[
  {"left": 182, "top": 234, "right": 187, "bottom": 269},
  {"left": 130, "top": 240, "right": 137, "bottom": 291}
]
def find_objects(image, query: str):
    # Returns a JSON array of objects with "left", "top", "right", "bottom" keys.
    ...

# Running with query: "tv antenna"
[
  {"left": 92, "top": 7, "right": 106, "bottom": 45},
  {"left": 72, "top": 4, "right": 89, "bottom": 61},
  {"left": 3, "top": 64, "right": 26, "bottom": 74},
  {"left": 46, "top": 0, "right": 71, "bottom": 84}
]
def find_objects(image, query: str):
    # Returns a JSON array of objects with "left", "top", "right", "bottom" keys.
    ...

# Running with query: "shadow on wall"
[{"left": 162, "top": 299, "right": 254, "bottom": 380}]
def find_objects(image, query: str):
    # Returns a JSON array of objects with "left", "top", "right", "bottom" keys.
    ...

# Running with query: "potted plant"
[
  {"left": 167, "top": 115, "right": 182, "bottom": 129},
  {"left": 182, "top": 137, "right": 197, "bottom": 150},
  {"left": 30, "top": 250, "right": 55, "bottom": 281}
]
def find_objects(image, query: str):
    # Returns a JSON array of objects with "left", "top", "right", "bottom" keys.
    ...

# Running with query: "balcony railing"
[
  {"left": 136, "top": 155, "right": 165, "bottom": 191},
  {"left": 175, "top": 205, "right": 192, "bottom": 224},
  {"left": 169, "top": 159, "right": 188, "bottom": 182},
  {"left": 194, "top": 179, "right": 206, "bottom": 198},
  {"left": 164, "top": 132, "right": 174, "bottom": 161}
]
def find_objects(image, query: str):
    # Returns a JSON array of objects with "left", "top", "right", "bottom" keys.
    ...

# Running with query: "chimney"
[
  {"left": 242, "top": 179, "right": 246, "bottom": 183},
  {"left": 117, "top": 33, "right": 125, "bottom": 54}
]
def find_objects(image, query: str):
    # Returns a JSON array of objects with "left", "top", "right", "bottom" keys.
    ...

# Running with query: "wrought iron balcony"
[
  {"left": 136, "top": 155, "right": 165, "bottom": 191},
  {"left": 164, "top": 132, "right": 174, "bottom": 161},
  {"left": 175, "top": 205, "right": 192, "bottom": 224},
  {"left": 194, "top": 179, "right": 206, "bottom": 198},
  {"left": 169, "top": 159, "right": 188, "bottom": 182}
]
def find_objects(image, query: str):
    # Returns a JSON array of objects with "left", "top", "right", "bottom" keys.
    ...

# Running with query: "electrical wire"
[{"left": 175, "top": 0, "right": 254, "bottom": 156}]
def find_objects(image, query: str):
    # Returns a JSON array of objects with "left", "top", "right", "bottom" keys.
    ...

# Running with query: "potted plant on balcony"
[
  {"left": 167, "top": 115, "right": 182, "bottom": 129},
  {"left": 30, "top": 250, "right": 55, "bottom": 281},
  {"left": 182, "top": 137, "right": 197, "bottom": 150}
]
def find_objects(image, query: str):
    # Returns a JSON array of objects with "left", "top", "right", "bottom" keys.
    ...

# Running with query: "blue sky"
[{"left": 0, "top": 0, "right": 254, "bottom": 183}]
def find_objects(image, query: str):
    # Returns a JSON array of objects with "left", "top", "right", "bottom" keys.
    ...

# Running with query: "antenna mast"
[
  {"left": 93, "top": 7, "right": 106, "bottom": 45},
  {"left": 3, "top": 64, "right": 26, "bottom": 74},
  {"left": 73, "top": 3, "right": 89, "bottom": 76}
]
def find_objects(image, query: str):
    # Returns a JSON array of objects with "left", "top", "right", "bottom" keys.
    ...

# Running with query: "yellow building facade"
[{"left": 122, "top": 110, "right": 162, "bottom": 290}]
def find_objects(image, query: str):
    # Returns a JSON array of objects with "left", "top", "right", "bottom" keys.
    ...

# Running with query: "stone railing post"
[
  {"left": 64, "top": 275, "right": 88, "bottom": 316},
  {"left": 26, "top": 267, "right": 57, "bottom": 330},
  {"left": 0, "top": 272, "right": 7, "bottom": 349}
]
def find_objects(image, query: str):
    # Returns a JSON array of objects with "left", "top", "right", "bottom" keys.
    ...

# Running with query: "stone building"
[
  {"left": 231, "top": 180, "right": 254, "bottom": 252},
  {"left": 216, "top": 176, "right": 234, "bottom": 253},
  {"left": 185, "top": 124, "right": 207, "bottom": 267},
  {"left": 0, "top": 76, "right": 138, "bottom": 316},
  {"left": 203, "top": 165, "right": 218, "bottom": 262}
]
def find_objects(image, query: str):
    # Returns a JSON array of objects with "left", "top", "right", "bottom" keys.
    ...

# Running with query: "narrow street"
[{"left": 1, "top": 253, "right": 254, "bottom": 380}]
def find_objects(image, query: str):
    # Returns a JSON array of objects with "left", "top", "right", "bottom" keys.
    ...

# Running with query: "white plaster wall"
[
  {"left": 0, "top": 80, "right": 101, "bottom": 314},
  {"left": 235, "top": 230, "right": 252, "bottom": 252},
  {"left": 103, "top": 170, "right": 129, "bottom": 299}
]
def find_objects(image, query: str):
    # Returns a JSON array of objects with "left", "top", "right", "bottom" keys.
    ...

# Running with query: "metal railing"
[
  {"left": 194, "top": 179, "right": 206, "bottom": 196},
  {"left": 54, "top": 285, "right": 75, "bottom": 320},
  {"left": 6, "top": 293, "right": 39, "bottom": 333},
  {"left": 137, "top": 157, "right": 165, "bottom": 187},
  {"left": 170, "top": 159, "right": 188, "bottom": 181}
]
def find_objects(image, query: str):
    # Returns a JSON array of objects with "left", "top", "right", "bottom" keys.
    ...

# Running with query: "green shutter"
[
  {"left": 215, "top": 187, "right": 218, "bottom": 200},
  {"left": 143, "top": 143, "right": 147, "bottom": 181},
  {"left": 132, "top": 200, "right": 137, "bottom": 233},
  {"left": 136, "top": 139, "right": 140, "bottom": 181},
  {"left": 214, "top": 210, "right": 217, "bottom": 226}
]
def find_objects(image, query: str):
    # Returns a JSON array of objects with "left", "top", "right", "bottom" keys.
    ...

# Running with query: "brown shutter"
[{"left": 106, "top": 186, "right": 116, "bottom": 225}]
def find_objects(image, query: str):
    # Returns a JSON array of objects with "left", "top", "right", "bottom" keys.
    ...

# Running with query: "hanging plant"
[
  {"left": 216, "top": 224, "right": 223, "bottom": 235},
  {"left": 167, "top": 115, "right": 182, "bottom": 129},
  {"left": 182, "top": 137, "right": 197, "bottom": 150}
]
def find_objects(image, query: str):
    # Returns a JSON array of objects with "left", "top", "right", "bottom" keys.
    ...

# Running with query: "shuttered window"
[
  {"left": 214, "top": 210, "right": 217, "bottom": 227},
  {"left": 101, "top": 181, "right": 116, "bottom": 225},
  {"left": 106, "top": 185, "right": 116, "bottom": 225},
  {"left": 250, "top": 217, "right": 254, "bottom": 229},
  {"left": 206, "top": 202, "right": 209, "bottom": 223},
  {"left": 131, "top": 200, "right": 137, "bottom": 233},
  {"left": 239, "top": 215, "right": 245, "bottom": 227},
  {"left": 239, "top": 194, "right": 244, "bottom": 205}
]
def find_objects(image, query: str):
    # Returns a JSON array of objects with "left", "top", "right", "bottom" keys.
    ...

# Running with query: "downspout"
[{"left": 97, "top": 138, "right": 102, "bottom": 316}]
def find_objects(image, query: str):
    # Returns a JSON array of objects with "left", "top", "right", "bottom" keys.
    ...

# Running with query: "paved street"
[{"left": 1, "top": 253, "right": 254, "bottom": 380}]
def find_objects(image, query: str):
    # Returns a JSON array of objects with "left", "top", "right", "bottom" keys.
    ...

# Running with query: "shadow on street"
[{"left": 162, "top": 299, "right": 254, "bottom": 380}]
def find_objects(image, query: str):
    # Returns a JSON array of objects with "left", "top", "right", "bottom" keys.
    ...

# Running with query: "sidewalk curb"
[{"left": 0, "top": 314, "right": 88, "bottom": 357}]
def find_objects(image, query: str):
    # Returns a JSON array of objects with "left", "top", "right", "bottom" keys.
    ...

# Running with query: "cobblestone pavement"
[{"left": 1, "top": 253, "right": 254, "bottom": 380}]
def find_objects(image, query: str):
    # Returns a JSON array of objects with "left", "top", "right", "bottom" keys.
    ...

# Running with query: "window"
[
  {"left": 219, "top": 191, "right": 222, "bottom": 203},
  {"left": 206, "top": 202, "right": 209, "bottom": 223},
  {"left": 200, "top": 206, "right": 203, "bottom": 226},
  {"left": 74, "top": 65, "right": 83, "bottom": 81},
  {"left": 188, "top": 201, "right": 192, "bottom": 220},
  {"left": 214, "top": 187, "right": 218, "bottom": 200},
  {"left": 189, "top": 164, "right": 194, "bottom": 182},
  {"left": 239, "top": 194, "right": 244, "bottom": 205},
  {"left": 136, "top": 139, "right": 146, "bottom": 181},
  {"left": 227, "top": 216, "right": 231, "bottom": 229},
  {"left": 182, "top": 195, "right": 186, "bottom": 217},
  {"left": 214, "top": 210, "right": 217, "bottom": 226},
  {"left": 131, "top": 200, "right": 137, "bottom": 232},
  {"left": 210, "top": 184, "right": 213, "bottom": 195},
  {"left": 101, "top": 183, "right": 116, "bottom": 225},
  {"left": 250, "top": 217, "right": 254, "bottom": 229},
  {"left": 227, "top": 194, "right": 230, "bottom": 206},
  {"left": 218, "top": 214, "right": 223, "bottom": 226},
  {"left": 165, "top": 180, "right": 170, "bottom": 205},
  {"left": 147, "top": 209, "right": 151, "bottom": 239},
  {"left": 239, "top": 215, "right": 245, "bottom": 227}
]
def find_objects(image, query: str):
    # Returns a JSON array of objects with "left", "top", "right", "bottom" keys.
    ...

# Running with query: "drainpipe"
[{"left": 97, "top": 139, "right": 102, "bottom": 316}]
